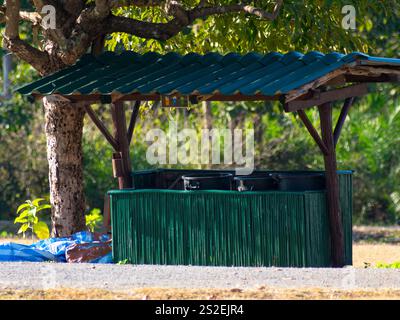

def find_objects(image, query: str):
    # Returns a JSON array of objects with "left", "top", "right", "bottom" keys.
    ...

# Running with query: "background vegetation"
[{"left": 0, "top": 0, "right": 399, "bottom": 225}]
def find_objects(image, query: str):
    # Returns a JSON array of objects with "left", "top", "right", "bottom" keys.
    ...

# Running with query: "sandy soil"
[{"left": 353, "top": 244, "right": 400, "bottom": 267}]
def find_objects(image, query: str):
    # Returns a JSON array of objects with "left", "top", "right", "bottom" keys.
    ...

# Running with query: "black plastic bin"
[
  {"left": 182, "top": 173, "right": 233, "bottom": 191},
  {"left": 233, "top": 174, "right": 277, "bottom": 191},
  {"left": 273, "top": 172, "right": 325, "bottom": 191}
]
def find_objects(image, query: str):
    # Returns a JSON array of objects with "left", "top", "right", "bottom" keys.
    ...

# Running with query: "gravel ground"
[{"left": 0, "top": 262, "right": 399, "bottom": 291}]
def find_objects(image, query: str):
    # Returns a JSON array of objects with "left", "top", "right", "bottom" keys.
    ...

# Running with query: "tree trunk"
[{"left": 43, "top": 96, "right": 86, "bottom": 237}]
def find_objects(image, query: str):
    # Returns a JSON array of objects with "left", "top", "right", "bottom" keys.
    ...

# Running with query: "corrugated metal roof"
[{"left": 17, "top": 51, "right": 400, "bottom": 98}]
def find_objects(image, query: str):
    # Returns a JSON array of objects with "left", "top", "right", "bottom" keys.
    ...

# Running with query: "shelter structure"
[{"left": 18, "top": 51, "right": 400, "bottom": 267}]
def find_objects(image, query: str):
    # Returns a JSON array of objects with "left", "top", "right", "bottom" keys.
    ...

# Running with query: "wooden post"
[
  {"left": 111, "top": 101, "right": 133, "bottom": 189},
  {"left": 318, "top": 102, "right": 345, "bottom": 267},
  {"left": 297, "top": 110, "right": 328, "bottom": 155},
  {"left": 333, "top": 97, "right": 354, "bottom": 147},
  {"left": 103, "top": 194, "right": 111, "bottom": 233},
  {"left": 127, "top": 101, "right": 141, "bottom": 145}
]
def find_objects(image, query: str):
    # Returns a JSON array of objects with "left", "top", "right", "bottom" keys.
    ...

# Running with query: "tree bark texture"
[{"left": 43, "top": 96, "right": 86, "bottom": 237}]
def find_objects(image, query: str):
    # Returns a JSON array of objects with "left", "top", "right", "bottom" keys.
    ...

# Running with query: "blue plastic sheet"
[
  {"left": 0, "top": 231, "right": 112, "bottom": 263},
  {"left": 0, "top": 242, "right": 57, "bottom": 262}
]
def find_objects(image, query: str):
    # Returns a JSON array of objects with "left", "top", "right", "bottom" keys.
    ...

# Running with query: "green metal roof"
[{"left": 17, "top": 51, "right": 400, "bottom": 98}]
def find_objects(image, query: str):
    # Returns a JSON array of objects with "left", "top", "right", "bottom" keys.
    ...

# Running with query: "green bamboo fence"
[{"left": 110, "top": 171, "right": 352, "bottom": 267}]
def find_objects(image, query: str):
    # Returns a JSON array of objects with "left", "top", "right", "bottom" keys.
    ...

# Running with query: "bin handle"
[
  {"left": 270, "top": 173, "right": 280, "bottom": 183},
  {"left": 185, "top": 181, "right": 200, "bottom": 190}
]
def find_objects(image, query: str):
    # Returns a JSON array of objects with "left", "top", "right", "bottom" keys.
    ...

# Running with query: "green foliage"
[
  {"left": 0, "top": 231, "right": 13, "bottom": 238},
  {"left": 14, "top": 198, "right": 50, "bottom": 239},
  {"left": 336, "top": 90, "right": 400, "bottom": 224},
  {"left": 117, "top": 259, "right": 129, "bottom": 265},
  {"left": 106, "top": 0, "right": 399, "bottom": 55},
  {"left": 0, "top": 110, "right": 49, "bottom": 220},
  {"left": 85, "top": 208, "right": 103, "bottom": 233},
  {"left": 376, "top": 261, "right": 400, "bottom": 269},
  {"left": 0, "top": 58, "right": 40, "bottom": 134},
  {"left": 83, "top": 113, "right": 115, "bottom": 211}
]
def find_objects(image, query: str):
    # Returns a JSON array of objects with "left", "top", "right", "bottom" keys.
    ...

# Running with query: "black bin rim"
[
  {"left": 274, "top": 172, "right": 325, "bottom": 180},
  {"left": 234, "top": 174, "right": 274, "bottom": 181}
]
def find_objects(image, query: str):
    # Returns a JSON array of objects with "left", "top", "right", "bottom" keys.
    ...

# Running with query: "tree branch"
[
  {"left": 94, "top": 0, "right": 111, "bottom": 18},
  {"left": 4, "top": 0, "right": 20, "bottom": 39},
  {"left": 189, "top": 1, "right": 284, "bottom": 21},
  {"left": 3, "top": 0, "right": 50, "bottom": 74},
  {"left": 31, "top": 0, "right": 59, "bottom": 11},
  {"left": 108, "top": 0, "right": 284, "bottom": 40},
  {"left": 62, "top": 0, "right": 85, "bottom": 16},
  {"left": 108, "top": 15, "right": 180, "bottom": 40},
  {"left": 165, "top": 0, "right": 189, "bottom": 25},
  {"left": 0, "top": 5, "right": 41, "bottom": 24},
  {"left": 3, "top": 37, "right": 51, "bottom": 74},
  {"left": 54, "top": 2, "right": 111, "bottom": 64},
  {"left": 108, "top": 0, "right": 164, "bottom": 8}
]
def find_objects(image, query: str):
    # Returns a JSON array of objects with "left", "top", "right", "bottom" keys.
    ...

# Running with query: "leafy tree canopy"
[{"left": 104, "top": 0, "right": 399, "bottom": 54}]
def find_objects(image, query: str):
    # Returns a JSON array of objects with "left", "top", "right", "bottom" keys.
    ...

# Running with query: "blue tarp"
[{"left": 0, "top": 231, "right": 112, "bottom": 263}]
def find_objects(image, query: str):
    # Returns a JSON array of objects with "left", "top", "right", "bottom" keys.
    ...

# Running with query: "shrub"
[{"left": 14, "top": 198, "right": 50, "bottom": 239}]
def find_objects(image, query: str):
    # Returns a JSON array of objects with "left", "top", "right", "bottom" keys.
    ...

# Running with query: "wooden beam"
[
  {"left": 127, "top": 101, "right": 141, "bottom": 145},
  {"left": 32, "top": 92, "right": 283, "bottom": 103},
  {"left": 333, "top": 97, "right": 354, "bottom": 147},
  {"left": 203, "top": 93, "right": 280, "bottom": 101},
  {"left": 84, "top": 105, "right": 118, "bottom": 150},
  {"left": 344, "top": 74, "right": 400, "bottom": 83},
  {"left": 352, "top": 66, "right": 400, "bottom": 76},
  {"left": 284, "top": 83, "right": 368, "bottom": 112},
  {"left": 297, "top": 110, "right": 328, "bottom": 155},
  {"left": 318, "top": 102, "right": 345, "bottom": 267},
  {"left": 111, "top": 102, "right": 133, "bottom": 189}
]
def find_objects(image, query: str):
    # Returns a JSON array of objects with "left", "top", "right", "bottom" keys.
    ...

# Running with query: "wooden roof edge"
[{"left": 284, "top": 65, "right": 400, "bottom": 103}]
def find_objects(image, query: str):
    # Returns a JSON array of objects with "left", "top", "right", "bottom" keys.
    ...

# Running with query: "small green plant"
[
  {"left": 117, "top": 259, "right": 129, "bottom": 265},
  {"left": 0, "top": 231, "right": 13, "bottom": 238},
  {"left": 85, "top": 208, "right": 103, "bottom": 233},
  {"left": 14, "top": 198, "right": 51, "bottom": 240},
  {"left": 376, "top": 261, "right": 400, "bottom": 269}
]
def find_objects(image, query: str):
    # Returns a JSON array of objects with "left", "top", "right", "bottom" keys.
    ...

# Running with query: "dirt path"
[
  {"left": 0, "top": 262, "right": 399, "bottom": 300},
  {"left": 0, "top": 262, "right": 399, "bottom": 290},
  {"left": 2, "top": 287, "right": 400, "bottom": 300},
  {"left": 1, "top": 227, "right": 399, "bottom": 299}
]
